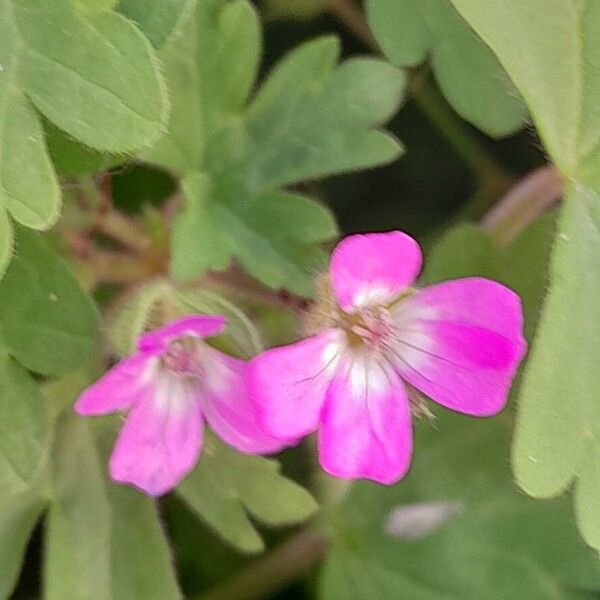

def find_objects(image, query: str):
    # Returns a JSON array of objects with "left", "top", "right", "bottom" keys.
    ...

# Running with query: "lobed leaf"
[
  {"left": 0, "top": 0, "right": 168, "bottom": 273},
  {"left": 449, "top": 0, "right": 600, "bottom": 550},
  {"left": 178, "top": 434, "right": 318, "bottom": 553},
  {"left": 141, "top": 0, "right": 403, "bottom": 294},
  {"left": 367, "top": 0, "right": 527, "bottom": 137}
]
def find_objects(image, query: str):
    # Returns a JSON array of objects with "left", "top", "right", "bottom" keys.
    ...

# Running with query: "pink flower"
[
  {"left": 248, "top": 232, "right": 527, "bottom": 485},
  {"left": 75, "top": 315, "right": 286, "bottom": 496}
]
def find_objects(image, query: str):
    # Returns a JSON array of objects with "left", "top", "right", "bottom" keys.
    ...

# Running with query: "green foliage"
[
  {"left": 45, "top": 413, "right": 182, "bottom": 600},
  {"left": 118, "top": 0, "right": 196, "bottom": 48},
  {"left": 139, "top": 0, "right": 404, "bottom": 294},
  {"left": 449, "top": 0, "right": 600, "bottom": 550},
  {"left": 178, "top": 434, "right": 318, "bottom": 553},
  {"left": 0, "top": 229, "right": 99, "bottom": 599},
  {"left": 0, "top": 0, "right": 168, "bottom": 274},
  {"left": 0, "top": 228, "right": 100, "bottom": 375},
  {"left": 367, "top": 0, "right": 527, "bottom": 136}
]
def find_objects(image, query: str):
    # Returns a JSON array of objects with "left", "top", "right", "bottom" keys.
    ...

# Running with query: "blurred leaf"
[
  {"left": 45, "top": 413, "right": 182, "bottom": 600},
  {"left": 45, "top": 414, "right": 113, "bottom": 600},
  {"left": 178, "top": 435, "right": 318, "bottom": 553},
  {"left": 0, "top": 351, "right": 50, "bottom": 600},
  {"left": 420, "top": 225, "right": 496, "bottom": 284},
  {"left": 260, "top": 0, "right": 326, "bottom": 21},
  {"left": 320, "top": 412, "right": 600, "bottom": 600},
  {"left": 118, "top": 0, "right": 197, "bottom": 48},
  {"left": 0, "top": 492, "right": 46, "bottom": 600},
  {"left": 141, "top": 0, "right": 403, "bottom": 294},
  {"left": 0, "top": 210, "right": 12, "bottom": 281},
  {"left": 367, "top": 0, "right": 527, "bottom": 136},
  {"left": 95, "top": 421, "right": 183, "bottom": 600},
  {"left": 448, "top": 0, "right": 600, "bottom": 549},
  {"left": 45, "top": 126, "right": 124, "bottom": 178},
  {"left": 71, "top": 0, "right": 119, "bottom": 12},
  {"left": 0, "top": 228, "right": 100, "bottom": 376},
  {"left": 0, "top": 352, "right": 51, "bottom": 494}
]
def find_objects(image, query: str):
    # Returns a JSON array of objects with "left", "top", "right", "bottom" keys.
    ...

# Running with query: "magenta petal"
[
  {"left": 248, "top": 329, "right": 343, "bottom": 439},
  {"left": 109, "top": 379, "right": 203, "bottom": 496},
  {"left": 318, "top": 358, "right": 413, "bottom": 484},
  {"left": 393, "top": 277, "right": 527, "bottom": 416},
  {"left": 330, "top": 231, "right": 422, "bottom": 312},
  {"left": 200, "top": 349, "right": 290, "bottom": 454},
  {"left": 74, "top": 354, "right": 153, "bottom": 415},
  {"left": 138, "top": 315, "right": 226, "bottom": 353}
]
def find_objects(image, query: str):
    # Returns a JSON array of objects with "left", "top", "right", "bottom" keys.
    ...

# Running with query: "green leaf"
[
  {"left": 44, "top": 413, "right": 112, "bottom": 600},
  {"left": 513, "top": 186, "right": 600, "bottom": 517},
  {"left": 0, "top": 490, "right": 47, "bottom": 600},
  {"left": 0, "top": 351, "right": 51, "bottom": 494},
  {"left": 420, "top": 225, "right": 497, "bottom": 284},
  {"left": 321, "top": 412, "right": 600, "bottom": 600},
  {"left": 71, "top": 0, "right": 119, "bottom": 13},
  {"left": 95, "top": 421, "right": 183, "bottom": 600},
  {"left": 0, "top": 227, "right": 100, "bottom": 376},
  {"left": 448, "top": 0, "right": 600, "bottom": 549},
  {"left": 0, "top": 0, "right": 168, "bottom": 272},
  {"left": 450, "top": 0, "right": 599, "bottom": 182},
  {"left": 45, "top": 126, "right": 124, "bottom": 178},
  {"left": 3, "top": 0, "right": 169, "bottom": 153},
  {"left": 0, "top": 209, "right": 12, "bottom": 279},
  {"left": 174, "top": 173, "right": 337, "bottom": 295},
  {"left": 141, "top": 0, "right": 403, "bottom": 293},
  {"left": 178, "top": 434, "right": 318, "bottom": 553},
  {"left": 367, "top": 0, "right": 527, "bottom": 136},
  {"left": 0, "top": 82, "right": 60, "bottom": 230},
  {"left": 118, "top": 0, "right": 197, "bottom": 48},
  {"left": 45, "top": 413, "right": 182, "bottom": 600},
  {"left": 0, "top": 350, "right": 51, "bottom": 600}
]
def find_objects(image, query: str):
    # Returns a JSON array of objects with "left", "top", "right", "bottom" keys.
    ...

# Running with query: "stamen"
[{"left": 161, "top": 336, "right": 204, "bottom": 377}]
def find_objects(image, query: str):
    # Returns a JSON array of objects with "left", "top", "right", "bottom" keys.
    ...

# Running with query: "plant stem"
[
  {"left": 480, "top": 164, "right": 564, "bottom": 245},
  {"left": 195, "top": 529, "right": 329, "bottom": 600}
]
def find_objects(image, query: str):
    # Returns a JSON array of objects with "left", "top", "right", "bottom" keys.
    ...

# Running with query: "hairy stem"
[
  {"left": 196, "top": 529, "right": 329, "bottom": 600},
  {"left": 480, "top": 164, "right": 564, "bottom": 245}
]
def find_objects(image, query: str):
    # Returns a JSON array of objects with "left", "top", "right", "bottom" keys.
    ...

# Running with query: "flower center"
[
  {"left": 343, "top": 307, "right": 397, "bottom": 351},
  {"left": 161, "top": 337, "right": 204, "bottom": 378}
]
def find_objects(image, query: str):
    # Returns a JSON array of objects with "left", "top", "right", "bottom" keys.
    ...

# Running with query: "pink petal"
[
  {"left": 330, "top": 231, "right": 422, "bottom": 312},
  {"left": 138, "top": 315, "right": 226, "bottom": 353},
  {"left": 200, "top": 349, "right": 290, "bottom": 454},
  {"left": 248, "top": 329, "right": 344, "bottom": 439},
  {"left": 392, "top": 278, "right": 526, "bottom": 416},
  {"left": 109, "top": 376, "right": 203, "bottom": 496},
  {"left": 318, "top": 357, "right": 413, "bottom": 484},
  {"left": 74, "top": 354, "right": 154, "bottom": 415}
]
